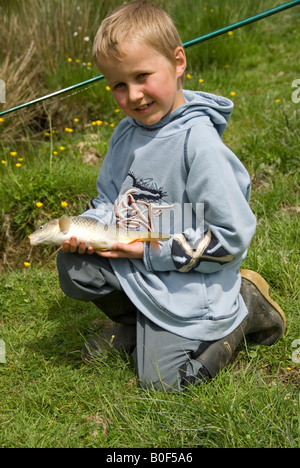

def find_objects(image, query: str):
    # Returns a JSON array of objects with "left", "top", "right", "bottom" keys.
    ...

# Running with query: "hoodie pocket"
[
  {"left": 162, "top": 272, "right": 209, "bottom": 321},
  {"left": 182, "top": 273, "right": 209, "bottom": 319}
]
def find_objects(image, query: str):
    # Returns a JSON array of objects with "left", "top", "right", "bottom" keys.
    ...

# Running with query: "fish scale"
[{"left": 28, "top": 215, "right": 170, "bottom": 250}]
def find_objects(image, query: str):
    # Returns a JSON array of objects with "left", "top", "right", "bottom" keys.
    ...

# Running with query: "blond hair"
[{"left": 93, "top": 0, "right": 183, "bottom": 67}]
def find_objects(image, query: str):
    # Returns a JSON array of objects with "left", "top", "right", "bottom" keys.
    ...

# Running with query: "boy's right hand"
[
  {"left": 62, "top": 237, "right": 94, "bottom": 255},
  {"left": 61, "top": 236, "right": 144, "bottom": 259}
]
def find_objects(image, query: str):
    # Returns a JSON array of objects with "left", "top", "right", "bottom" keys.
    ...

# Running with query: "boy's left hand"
[{"left": 95, "top": 241, "right": 144, "bottom": 259}]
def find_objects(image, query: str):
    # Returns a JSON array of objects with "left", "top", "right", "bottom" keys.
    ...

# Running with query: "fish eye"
[{"left": 39, "top": 226, "right": 44, "bottom": 230}]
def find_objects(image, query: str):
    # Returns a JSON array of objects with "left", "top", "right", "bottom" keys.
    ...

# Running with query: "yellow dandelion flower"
[
  {"left": 36, "top": 202, "right": 43, "bottom": 208},
  {"left": 228, "top": 31, "right": 234, "bottom": 36},
  {"left": 73, "top": 118, "right": 79, "bottom": 123},
  {"left": 87, "top": 62, "right": 92, "bottom": 67},
  {"left": 224, "top": 64, "right": 230, "bottom": 69},
  {"left": 0, "top": 117, "right": 4, "bottom": 123},
  {"left": 91, "top": 121, "right": 97, "bottom": 126},
  {"left": 106, "top": 86, "right": 111, "bottom": 91},
  {"left": 59, "top": 146, "right": 66, "bottom": 151},
  {"left": 186, "top": 73, "right": 192, "bottom": 80},
  {"left": 230, "top": 91, "right": 236, "bottom": 97},
  {"left": 16, "top": 163, "right": 22, "bottom": 167},
  {"left": 24, "top": 262, "right": 31, "bottom": 267},
  {"left": 110, "top": 123, "right": 115, "bottom": 128},
  {"left": 10, "top": 151, "right": 17, "bottom": 156},
  {"left": 44, "top": 132, "right": 50, "bottom": 136},
  {"left": 210, "top": 9, "right": 214, "bottom": 13},
  {"left": 64, "top": 127, "right": 74, "bottom": 133},
  {"left": 18, "top": 157, "right": 23, "bottom": 161},
  {"left": 1, "top": 160, "right": 6, "bottom": 165},
  {"left": 96, "top": 120, "right": 102, "bottom": 126},
  {"left": 67, "top": 57, "right": 73, "bottom": 63},
  {"left": 53, "top": 151, "right": 58, "bottom": 155},
  {"left": 61, "top": 201, "right": 68, "bottom": 208},
  {"left": 75, "top": 59, "right": 81, "bottom": 63},
  {"left": 275, "top": 98, "right": 281, "bottom": 103},
  {"left": 199, "top": 78, "right": 204, "bottom": 83},
  {"left": 115, "top": 109, "right": 120, "bottom": 113}
]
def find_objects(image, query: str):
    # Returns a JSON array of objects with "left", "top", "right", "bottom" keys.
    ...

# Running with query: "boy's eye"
[
  {"left": 113, "top": 82, "right": 126, "bottom": 90},
  {"left": 137, "top": 73, "right": 148, "bottom": 80}
]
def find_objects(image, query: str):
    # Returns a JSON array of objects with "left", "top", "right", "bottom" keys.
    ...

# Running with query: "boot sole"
[{"left": 240, "top": 269, "right": 287, "bottom": 334}]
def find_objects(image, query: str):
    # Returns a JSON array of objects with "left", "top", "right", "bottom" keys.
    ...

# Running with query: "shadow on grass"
[{"left": 27, "top": 295, "right": 112, "bottom": 367}]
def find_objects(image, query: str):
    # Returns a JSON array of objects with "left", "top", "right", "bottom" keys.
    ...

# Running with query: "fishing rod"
[{"left": 0, "top": 0, "right": 299, "bottom": 117}]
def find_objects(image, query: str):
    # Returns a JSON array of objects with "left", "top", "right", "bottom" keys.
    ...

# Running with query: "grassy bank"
[{"left": 0, "top": 0, "right": 299, "bottom": 448}]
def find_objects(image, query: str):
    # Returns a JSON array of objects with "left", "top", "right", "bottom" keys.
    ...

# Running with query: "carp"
[{"left": 28, "top": 215, "right": 170, "bottom": 250}]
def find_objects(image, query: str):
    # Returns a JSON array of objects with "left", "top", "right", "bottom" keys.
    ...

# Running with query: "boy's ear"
[{"left": 174, "top": 46, "right": 186, "bottom": 78}]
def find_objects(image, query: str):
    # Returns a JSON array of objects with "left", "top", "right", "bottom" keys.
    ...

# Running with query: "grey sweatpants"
[{"left": 56, "top": 250, "right": 209, "bottom": 391}]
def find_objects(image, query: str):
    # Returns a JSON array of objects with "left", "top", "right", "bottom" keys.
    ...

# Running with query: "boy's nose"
[{"left": 128, "top": 84, "right": 144, "bottom": 103}]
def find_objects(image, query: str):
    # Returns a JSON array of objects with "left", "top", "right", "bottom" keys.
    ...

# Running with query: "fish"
[{"left": 28, "top": 215, "right": 170, "bottom": 250}]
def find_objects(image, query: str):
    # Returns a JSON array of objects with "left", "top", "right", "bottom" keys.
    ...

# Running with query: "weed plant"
[{"left": 0, "top": 0, "right": 299, "bottom": 448}]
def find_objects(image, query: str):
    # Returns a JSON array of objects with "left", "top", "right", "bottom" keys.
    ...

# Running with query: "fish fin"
[
  {"left": 90, "top": 241, "right": 111, "bottom": 251},
  {"left": 59, "top": 215, "right": 71, "bottom": 234},
  {"left": 126, "top": 238, "right": 154, "bottom": 244}
]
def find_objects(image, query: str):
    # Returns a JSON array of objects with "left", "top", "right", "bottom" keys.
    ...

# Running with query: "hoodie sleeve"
[{"left": 143, "top": 124, "right": 256, "bottom": 273}]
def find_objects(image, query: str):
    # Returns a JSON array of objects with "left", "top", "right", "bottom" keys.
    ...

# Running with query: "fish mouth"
[{"left": 28, "top": 234, "right": 37, "bottom": 246}]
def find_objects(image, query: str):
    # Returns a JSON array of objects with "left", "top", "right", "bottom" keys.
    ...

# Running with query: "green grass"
[
  {"left": 0, "top": 0, "right": 299, "bottom": 448},
  {"left": 0, "top": 269, "right": 299, "bottom": 448}
]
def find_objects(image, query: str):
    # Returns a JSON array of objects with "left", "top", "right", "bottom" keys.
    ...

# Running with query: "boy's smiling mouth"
[{"left": 135, "top": 102, "right": 154, "bottom": 113}]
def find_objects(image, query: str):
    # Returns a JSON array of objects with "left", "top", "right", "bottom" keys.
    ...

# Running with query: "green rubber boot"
[
  {"left": 196, "top": 270, "right": 286, "bottom": 378},
  {"left": 82, "top": 323, "right": 136, "bottom": 363},
  {"left": 240, "top": 269, "right": 286, "bottom": 345},
  {"left": 81, "top": 290, "right": 137, "bottom": 363}
]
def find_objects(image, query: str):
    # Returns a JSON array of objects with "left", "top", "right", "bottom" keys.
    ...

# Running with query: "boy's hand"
[
  {"left": 61, "top": 237, "right": 94, "bottom": 255},
  {"left": 95, "top": 242, "right": 144, "bottom": 259},
  {"left": 61, "top": 237, "right": 144, "bottom": 259}
]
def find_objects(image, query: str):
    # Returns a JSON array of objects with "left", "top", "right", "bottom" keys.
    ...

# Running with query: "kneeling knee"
[{"left": 137, "top": 367, "right": 182, "bottom": 392}]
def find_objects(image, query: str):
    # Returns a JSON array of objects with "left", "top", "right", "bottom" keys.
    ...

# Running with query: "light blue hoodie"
[{"left": 83, "top": 90, "right": 257, "bottom": 340}]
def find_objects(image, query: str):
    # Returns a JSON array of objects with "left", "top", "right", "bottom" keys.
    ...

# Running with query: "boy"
[{"left": 57, "top": 0, "right": 286, "bottom": 391}]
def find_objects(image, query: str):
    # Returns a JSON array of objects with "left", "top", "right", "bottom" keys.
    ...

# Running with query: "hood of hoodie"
[{"left": 129, "top": 90, "right": 234, "bottom": 137}]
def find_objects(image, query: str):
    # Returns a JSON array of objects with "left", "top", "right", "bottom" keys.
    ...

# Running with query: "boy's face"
[{"left": 98, "top": 41, "right": 186, "bottom": 125}]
